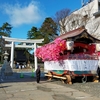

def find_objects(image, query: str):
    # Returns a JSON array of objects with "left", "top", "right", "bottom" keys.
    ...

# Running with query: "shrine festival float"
[{"left": 35, "top": 27, "right": 100, "bottom": 84}]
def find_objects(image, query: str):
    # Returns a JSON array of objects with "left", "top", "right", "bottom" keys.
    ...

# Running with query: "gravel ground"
[
  {"left": 68, "top": 82, "right": 100, "bottom": 98},
  {"left": 49, "top": 78, "right": 100, "bottom": 98}
]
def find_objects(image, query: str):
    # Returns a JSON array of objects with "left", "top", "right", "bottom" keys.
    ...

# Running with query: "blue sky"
[{"left": 0, "top": 0, "right": 89, "bottom": 39}]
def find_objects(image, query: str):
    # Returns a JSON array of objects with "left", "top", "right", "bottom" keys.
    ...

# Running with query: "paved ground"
[{"left": 0, "top": 70, "right": 100, "bottom": 100}]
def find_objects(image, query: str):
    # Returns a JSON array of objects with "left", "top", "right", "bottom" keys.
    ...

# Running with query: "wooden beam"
[{"left": 44, "top": 74, "right": 67, "bottom": 80}]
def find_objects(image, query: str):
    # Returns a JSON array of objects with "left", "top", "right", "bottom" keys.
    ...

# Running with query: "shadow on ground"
[{"left": 0, "top": 71, "right": 45, "bottom": 83}]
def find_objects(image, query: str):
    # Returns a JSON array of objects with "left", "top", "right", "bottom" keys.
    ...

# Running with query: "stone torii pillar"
[
  {"left": 34, "top": 43, "right": 38, "bottom": 71},
  {"left": 10, "top": 41, "right": 14, "bottom": 69}
]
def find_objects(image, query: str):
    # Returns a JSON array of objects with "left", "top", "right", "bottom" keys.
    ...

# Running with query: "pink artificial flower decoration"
[{"left": 35, "top": 38, "right": 66, "bottom": 61}]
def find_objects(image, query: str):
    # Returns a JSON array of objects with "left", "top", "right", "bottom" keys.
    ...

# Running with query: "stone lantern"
[
  {"left": 3, "top": 51, "right": 9, "bottom": 61},
  {"left": 1, "top": 51, "right": 13, "bottom": 77}
]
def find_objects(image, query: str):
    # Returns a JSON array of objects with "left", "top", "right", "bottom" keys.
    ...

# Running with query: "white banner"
[{"left": 44, "top": 60, "right": 98, "bottom": 71}]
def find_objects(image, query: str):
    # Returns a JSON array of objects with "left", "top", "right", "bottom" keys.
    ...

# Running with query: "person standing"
[
  {"left": 97, "top": 57, "right": 100, "bottom": 81},
  {"left": 36, "top": 66, "right": 41, "bottom": 83}
]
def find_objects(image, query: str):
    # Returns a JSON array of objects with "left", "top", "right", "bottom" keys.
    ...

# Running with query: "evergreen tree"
[
  {"left": 39, "top": 17, "right": 58, "bottom": 44},
  {"left": 27, "top": 17, "right": 58, "bottom": 45},
  {"left": 0, "top": 22, "right": 12, "bottom": 63},
  {"left": 27, "top": 26, "right": 43, "bottom": 39},
  {"left": 0, "top": 22, "right": 12, "bottom": 37}
]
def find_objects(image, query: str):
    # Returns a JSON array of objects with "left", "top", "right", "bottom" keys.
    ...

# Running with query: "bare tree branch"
[{"left": 53, "top": 8, "right": 71, "bottom": 33}]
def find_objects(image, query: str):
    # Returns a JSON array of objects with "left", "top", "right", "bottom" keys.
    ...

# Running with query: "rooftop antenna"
[
  {"left": 88, "top": 0, "right": 93, "bottom": 3},
  {"left": 81, "top": 0, "right": 85, "bottom": 7}
]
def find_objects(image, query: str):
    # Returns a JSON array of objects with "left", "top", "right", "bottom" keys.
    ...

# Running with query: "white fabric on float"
[{"left": 44, "top": 59, "right": 98, "bottom": 71}]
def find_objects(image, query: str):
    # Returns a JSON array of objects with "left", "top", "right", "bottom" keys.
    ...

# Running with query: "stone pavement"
[{"left": 0, "top": 71, "right": 99, "bottom": 100}]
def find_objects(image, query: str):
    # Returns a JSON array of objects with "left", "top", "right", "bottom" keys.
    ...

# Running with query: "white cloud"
[{"left": 2, "top": 1, "right": 45, "bottom": 27}]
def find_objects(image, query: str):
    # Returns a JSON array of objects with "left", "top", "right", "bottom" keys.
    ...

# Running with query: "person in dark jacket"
[
  {"left": 97, "top": 67, "right": 100, "bottom": 81},
  {"left": 36, "top": 65, "right": 41, "bottom": 83}
]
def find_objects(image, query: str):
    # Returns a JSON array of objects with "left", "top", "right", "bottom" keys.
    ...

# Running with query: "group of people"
[{"left": 15, "top": 62, "right": 26, "bottom": 69}]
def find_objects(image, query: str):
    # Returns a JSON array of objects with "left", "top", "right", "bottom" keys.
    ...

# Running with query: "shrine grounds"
[{"left": 0, "top": 68, "right": 100, "bottom": 100}]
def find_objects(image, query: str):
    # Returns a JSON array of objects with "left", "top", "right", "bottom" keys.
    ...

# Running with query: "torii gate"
[{"left": 2, "top": 36, "right": 44, "bottom": 71}]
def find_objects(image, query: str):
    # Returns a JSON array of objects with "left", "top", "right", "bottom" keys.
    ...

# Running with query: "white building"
[{"left": 60, "top": 0, "right": 100, "bottom": 39}]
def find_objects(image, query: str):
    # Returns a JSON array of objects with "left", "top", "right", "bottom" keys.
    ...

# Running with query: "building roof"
[
  {"left": 57, "top": 26, "right": 86, "bottom": 40},
  {"left": 57, "top": 26, "right": 100, "bottom": 43}
]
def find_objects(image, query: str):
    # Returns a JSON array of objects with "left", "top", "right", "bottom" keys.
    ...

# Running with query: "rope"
[{"left": 82, "top": 75, "right": 87, "bottom": 83}]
